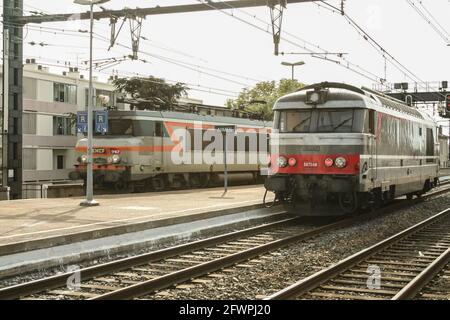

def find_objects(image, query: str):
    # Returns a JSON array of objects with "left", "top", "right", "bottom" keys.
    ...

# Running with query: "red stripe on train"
[{"left": 270, "top": 154, "right": 360, "bottom": 175}]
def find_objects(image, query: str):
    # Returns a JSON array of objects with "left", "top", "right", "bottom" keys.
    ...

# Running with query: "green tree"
[
  {"left": 226, "top": 79, "right": 305, "bottom": 120},
  {"left": 113, "top": 76, "right": 188, "bottom": 109}
]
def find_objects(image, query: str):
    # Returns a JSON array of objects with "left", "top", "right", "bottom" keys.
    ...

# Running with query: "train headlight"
[
  {"left": 324, "top": 158, "right": 334, "bottom": 167},
  {"left": 277, "top": 156, "right": 288, "bottom": 168},
  {"left": 335, "top": 157, "right": 347, "bottom": 168},
  {"left": 288, "top": 158, "right": 297, "bottom": 167},
  {"left": 108, "top": 155, "right": 121, "bottom": 164},
  {"left": 80, "top": 155, "right": 88, "bottom": 164},
  {"left": 309, "top": 92, "right": 320, "bottom": 103},
  {"left": 111, "top": 155, "right": 121, "bottom": 164}
]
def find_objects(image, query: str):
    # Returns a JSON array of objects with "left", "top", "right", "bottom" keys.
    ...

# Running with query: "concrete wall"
[
  {"left": 24, "top": 135, "right": 78, "bottom": 148},
  {"left": 24, "top": 169, "right": 73, "bottom": 182},
  {"left": 52, "top": 149, "right": 75, "bottom": 170},
  {"left": 36, "top": 114, "right": 53, "bottom": 136},
  {"left": 24, "top": 99, "right": 77, "bottom": 114},
  {"left": 36, "top": 80, "right": 54, "bottom": 103},
  {"left": 36, "top": 149, "right": 53, "bottom": 171},
  {"left": 23, "top": 78, "right": 37, "bottom": 100}
]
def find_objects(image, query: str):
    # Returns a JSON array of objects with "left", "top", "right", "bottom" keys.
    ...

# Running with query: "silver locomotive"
[{"left": 265, "top": 82, "right": 440, "bottom": 215}]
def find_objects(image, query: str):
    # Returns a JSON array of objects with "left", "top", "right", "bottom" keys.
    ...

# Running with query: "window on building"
[
  {"left": 23, "top": 149, "right": 37, "bottom": 170},
  {"left": 57, "top": 155, "right": 65, "bottom": 170},
  {"left": 53, "top": 117, "right": 74, "bottom": 136},
  {"left": 85, "top": 89, "right": 114, "bottom": 107},
  {"left": 54, "top": 83, "right": 77, "bottom": 104},
  {"left": 23, "top": 113, "right": 37, "bottom": 135}
]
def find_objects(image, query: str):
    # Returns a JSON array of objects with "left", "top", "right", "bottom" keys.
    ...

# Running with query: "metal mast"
[{"left": 2, "top": 0, "right": 23, "bottom": 200}]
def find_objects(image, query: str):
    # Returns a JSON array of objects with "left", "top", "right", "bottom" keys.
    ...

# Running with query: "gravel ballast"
[{"left": 146, "top": 194, "right": 450, "bottom": 300}]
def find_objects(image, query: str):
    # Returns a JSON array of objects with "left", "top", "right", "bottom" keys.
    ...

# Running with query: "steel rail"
[
  {"left": 392, "top": 247, "right": 450, "bottom": 300},
  {"left": 0, "top": 214, "right": 295, "bottom": 300},
  {"left": 266, "top": 207, "right": 450, "bottom": 300}
]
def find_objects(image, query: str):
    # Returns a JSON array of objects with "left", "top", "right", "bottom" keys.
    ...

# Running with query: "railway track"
[
  {"left": 0, "top": 216, "right": 346, "bottom": 300},
  {"left": 267, "top": 207, "right": 450, "bottom": 300},
  {"left": 417, "top": 259, "right": 450, "bottom": 300},
  {"left": 2, "top": 183, "right": 450, "bottom": 300}
]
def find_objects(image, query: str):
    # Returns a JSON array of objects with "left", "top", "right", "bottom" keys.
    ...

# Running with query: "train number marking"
[{"left": 303, "top": 162, "right": 318, "bottom": 167}]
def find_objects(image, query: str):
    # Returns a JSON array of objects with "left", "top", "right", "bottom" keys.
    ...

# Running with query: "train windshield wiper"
[
  {"left": 293, "top": 117, "right": 311, "bottom": 132},
  {"left": 332, "top": 117, "right": 353, "bottom": 132}
]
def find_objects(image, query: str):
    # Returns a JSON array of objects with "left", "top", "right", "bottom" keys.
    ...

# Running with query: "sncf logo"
[{"left": 93, "top": 148, "right": 106, "bottom": 154}]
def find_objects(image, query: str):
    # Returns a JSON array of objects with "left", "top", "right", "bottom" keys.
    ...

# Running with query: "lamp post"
[
  {"left": 281, "top": 61, "right": 305, "bottom": 81},
  {"left": 74, "top": 0, "right": 110, "bottom": 207}
]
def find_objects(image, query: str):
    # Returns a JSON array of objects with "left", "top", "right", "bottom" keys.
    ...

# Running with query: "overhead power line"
[
  {"left": 198, "top": 0, "right": 386, "bottom": 85},
  {"left": 319, "top": 1, "right": 446, "bottom": 99},
  {"left": 406, "top": 0, "right": 450, "bottom": 45}
]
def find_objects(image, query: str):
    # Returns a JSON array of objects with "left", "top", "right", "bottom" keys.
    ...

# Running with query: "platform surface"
[{"left": 0, "top": 185, "right": 267, "bottom": 249}]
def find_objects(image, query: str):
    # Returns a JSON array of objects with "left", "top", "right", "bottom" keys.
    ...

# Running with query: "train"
[
  {"left": 264, "top": 82, "right": 441, "bottom": 215},
  {"left": 69, "top": 103, "right": 271, "bottom": 192}
]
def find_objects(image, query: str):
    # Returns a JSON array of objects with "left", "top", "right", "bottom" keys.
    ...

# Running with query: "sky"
[{"left": 4, "top": 0, "right": 450, "bottom": 130}]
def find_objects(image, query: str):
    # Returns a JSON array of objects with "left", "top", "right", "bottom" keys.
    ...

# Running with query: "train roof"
[
  {"left": 106, "top": 109, "right": 270, "bottom": 128},
  {"left": 274, "top": 82, "right": 434, "bottom": 123}
]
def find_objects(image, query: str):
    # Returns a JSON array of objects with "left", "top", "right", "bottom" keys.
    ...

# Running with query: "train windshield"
[
  {"left": 317, "top": 109, "right": 354, "bottom": 133},
  {"left": 278, "top": 109, "right": 361, "bottom": 133},
  {"left": 279, "top": 110, "right": 312, "bottom": 133}
]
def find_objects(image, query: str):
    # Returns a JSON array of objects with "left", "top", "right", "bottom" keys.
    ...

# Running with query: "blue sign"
[
  {"left": 77, "top": 112, "right": 88, "bottom": 134},
  {"left": 95, "top": 111, "right": 109, "bottom": 134},
  {"left": 77, "top": 111, "right": 109, "bottom": 134}
]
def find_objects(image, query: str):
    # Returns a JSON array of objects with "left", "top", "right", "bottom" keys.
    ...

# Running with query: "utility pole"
[
  {"left": 2, "top": 29, "right": 9, "bottom": 190},
  {"left": 2, "top": 0, "right": 23, "bottom": 200},
  {"left": 268, "top": 0, "right": 287, "bottom": 56}
]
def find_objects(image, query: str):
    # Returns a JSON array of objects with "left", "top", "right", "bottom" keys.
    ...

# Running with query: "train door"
[
  {"left": 152, "top": 121, "right": 164, "bottom": 169},
  {"left": 369, "top": 110, "right": 378, "bottom": 184},
  {"left": 426, "top": 128, "right": 434, "bottom": 163}
]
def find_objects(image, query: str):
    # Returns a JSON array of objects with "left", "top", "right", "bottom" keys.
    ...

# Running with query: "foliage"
[
  {"left": 113, "top": 76, "right": 188, "bottom": 108},
  {"left": 226, "top": 79, "right": 305, "bottom": 121}
]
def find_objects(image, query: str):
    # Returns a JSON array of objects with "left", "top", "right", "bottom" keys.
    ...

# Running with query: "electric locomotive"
[
  {"left": 265, "top": 82, "right": 440, "bottom": 215},
  {"left": 70, "top": 103, "right": 271, "bottom": 192}
]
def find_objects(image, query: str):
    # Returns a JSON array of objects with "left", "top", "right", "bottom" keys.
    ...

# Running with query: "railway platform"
[{"left": 0, "top": 185, "right": 271, "bottom": 259}]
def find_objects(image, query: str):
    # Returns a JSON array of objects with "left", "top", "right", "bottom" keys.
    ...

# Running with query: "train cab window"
[
  {"left": 369, "top": 110, "right": 376, "bottom": 135},
  {"left": 426, "top": 128, "right": 434, "bottom": 163},
  {"left": 108, "top": 119, "right": 133, "bottom": 136},
  {"left": 279, "top": 110, "right": 312, "bottom": 133},
  {"left": 133, "top": 120, "right": 154, "bottom": 136},
  {"left": 317, "top": 109, "right": 354, "bottom": 133},
  {"left": 154, "top": 122, "right": 163, "bottom": 137}
]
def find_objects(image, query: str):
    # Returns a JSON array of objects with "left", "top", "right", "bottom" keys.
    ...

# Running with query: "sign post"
[{"left": 217, "top": 125, "right": 236, "bottom": 197}]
